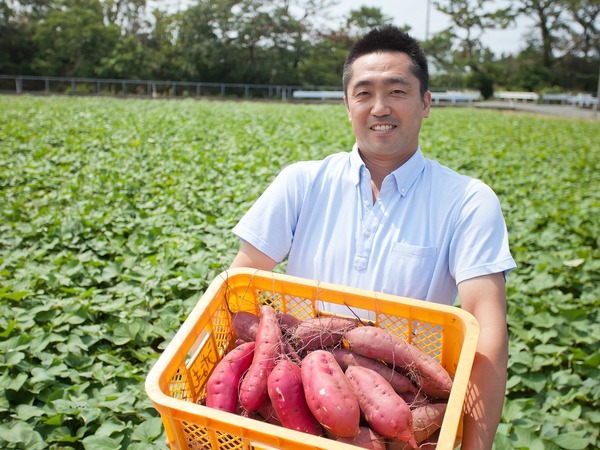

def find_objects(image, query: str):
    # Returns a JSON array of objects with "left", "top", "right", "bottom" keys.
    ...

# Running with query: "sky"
[{"left": 328, "top": 0, "right": 536, "bottom": 56}]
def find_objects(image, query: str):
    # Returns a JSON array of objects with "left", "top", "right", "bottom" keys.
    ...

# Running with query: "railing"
[
  {"left": 542, "top": 93, "right": 598, "bottom": 107},
  {"left": 493, "top": 91, "right": 540, "bottom": 102},
  {"left": 0, "top": 75, "right": 341, "bottom": 101}
]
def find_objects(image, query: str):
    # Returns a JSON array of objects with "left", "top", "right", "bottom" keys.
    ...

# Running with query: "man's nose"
[{"left": 371, "top": 94, "right": 391, "bottom": 116}]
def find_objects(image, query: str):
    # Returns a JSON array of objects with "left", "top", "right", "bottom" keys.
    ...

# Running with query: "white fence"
[
  {"left": 493, "top": 91, "right": 539, "bottom": 102},
  {"left": 494, "top": 91, "right": 598, "bottom": 108},
  {"left": 541, "top": 93, "right": 598, "bottom": 108}
]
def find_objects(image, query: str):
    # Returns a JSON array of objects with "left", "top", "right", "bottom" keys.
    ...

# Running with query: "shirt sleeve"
[
  {"left": 450, "top": 180, "right": 517, "bottom": 284},
  {"left": 232, "top": 162, "right": 308, "bottom": 263}
]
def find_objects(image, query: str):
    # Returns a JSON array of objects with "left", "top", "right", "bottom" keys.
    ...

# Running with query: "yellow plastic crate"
[{"left": 145, "top": 268, "right": 480, "bottom": 450}]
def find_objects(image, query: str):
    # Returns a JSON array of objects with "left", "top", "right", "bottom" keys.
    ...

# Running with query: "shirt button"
[{"left": 363, "top": 230, "right": 371, "bottom": 237}]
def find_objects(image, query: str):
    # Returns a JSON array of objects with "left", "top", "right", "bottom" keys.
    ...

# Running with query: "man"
[{"left": 230, "top": 25, "right": 516, "bottom": 450}]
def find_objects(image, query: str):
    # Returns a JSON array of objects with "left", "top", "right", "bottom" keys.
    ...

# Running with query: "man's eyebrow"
[{"left": 351, "top": 76, "right": 411, "bottom": 90}]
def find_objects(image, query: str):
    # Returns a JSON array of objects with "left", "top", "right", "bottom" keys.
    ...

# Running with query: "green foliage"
[
  {"left": 1, "top": 96, "right": 599, "bottom": 449},
  {"left": 32, "top": 0, "right": 121, "bottom": 77}
]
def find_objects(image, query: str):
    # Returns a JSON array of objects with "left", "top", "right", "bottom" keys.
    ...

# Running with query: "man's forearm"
[{"left": 460, "top": 333, "right": 508, "bottom": 449}]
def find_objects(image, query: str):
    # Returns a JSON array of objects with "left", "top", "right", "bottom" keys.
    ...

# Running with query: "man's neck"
[{"left": 359, "top": 148, "right": 417, "bottom": 190}]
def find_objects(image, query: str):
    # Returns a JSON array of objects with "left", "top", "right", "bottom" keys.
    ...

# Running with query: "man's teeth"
[{"left": 372, "top": 125, "right": 394, "bottom": 131}]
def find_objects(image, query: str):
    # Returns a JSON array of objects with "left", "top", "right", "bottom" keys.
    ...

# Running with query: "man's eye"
[
  {"left": 356, "top": 91, "right": 370, "bottom": 97},
  {"left": 392, "top": 89, "right": 406, "bottom": 95}
]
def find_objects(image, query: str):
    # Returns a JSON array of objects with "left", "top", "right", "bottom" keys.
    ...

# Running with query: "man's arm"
[
  {"left": 457, "top": 272, "right": 509, "bottom": 450},
  {"left": 230, "top": 241, "right": 278, "bottom": 271}
]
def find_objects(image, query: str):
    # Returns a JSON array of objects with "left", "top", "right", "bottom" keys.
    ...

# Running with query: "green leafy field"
[{"left": 1, "top": 96, "right": 599, "bottom": 450}]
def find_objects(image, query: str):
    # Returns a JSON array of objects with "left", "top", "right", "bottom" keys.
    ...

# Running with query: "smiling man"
[{"left": 230, "top": 26, "right": 516, "bottom": 449}]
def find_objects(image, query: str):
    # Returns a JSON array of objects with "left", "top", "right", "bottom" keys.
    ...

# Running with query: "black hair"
[{"left": 343, "top": 25, "right": 429, "bottom": 98}]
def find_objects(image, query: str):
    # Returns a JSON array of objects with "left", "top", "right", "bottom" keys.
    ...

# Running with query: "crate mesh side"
[
  {"left": 282, "top": 294, "right": 314, "bottom": 320},
  {"left": 255, "top": 290, "right": 282, "bottom": 310},
  {"left": 412, "top": 321, "right": 444, "bottom": 359},
  {"left": 186, "top": 301, "right": 233, "bottom": 406},
  {"left": 181, "top": 421, "right": 211, "bottom": 449},
  {"left": 169, "top": 367, "right": 192, "bottom": 401}
]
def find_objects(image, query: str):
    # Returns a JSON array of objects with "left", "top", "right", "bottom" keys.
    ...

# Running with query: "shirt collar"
[
  {"left": 391, "top": 148, "right": 426, "bottom": 197},
  {"left": 350, "top": 144, "right": 426, "bottom": 196},
  {"left": 350, "top": 144, "right": 364, "bottom": 186}
]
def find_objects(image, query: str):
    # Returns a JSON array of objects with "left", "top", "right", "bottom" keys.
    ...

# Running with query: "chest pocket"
[{"left": 382, "top": 242, "right": 437, "bottom": 299}]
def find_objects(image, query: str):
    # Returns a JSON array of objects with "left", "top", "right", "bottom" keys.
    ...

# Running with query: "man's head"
[{"left": 343, "top": 26, "right": 429, "bottom": 98}]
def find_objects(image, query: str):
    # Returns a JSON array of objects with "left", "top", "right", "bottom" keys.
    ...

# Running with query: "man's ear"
[
  {"left": 344, "top": 96, "right": 351, "bottom": 121},
  {"left": 422, "top": 91, "right": 432, "bottom": 118}
]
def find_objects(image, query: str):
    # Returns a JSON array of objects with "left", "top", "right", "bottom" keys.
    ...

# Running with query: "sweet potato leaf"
[{"left": 1, "top": 96, "right": 598, "bottom": 449}]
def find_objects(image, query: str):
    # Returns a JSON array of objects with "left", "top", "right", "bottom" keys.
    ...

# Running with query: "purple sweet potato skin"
[
  {"left": 345, "top": 365, "right": 416, "bottom": 448},
  {"left": 335, "top": 426, "right": 386, "bottom": 449},
  {"left": 231, "top": 311, "right": 260, "bottom": 342},
  {"left": 300, "top": 350, "right": 360, "bottom": 438},
  {"left": 291, "top": 317, "right": 358, "bottom": 351},
  {"left": 344, "top": 326, "right": 453, "bottom": 399},
  {"left": 239, "top": 305, "right": 282, "bottom": 411},
  {"left": 331, "top": 348, "right": 418, "bottom": 395},
  {"left": 412, "top": 402, "right": 447, "bottom": 444},
  {"left": 277, "top": 311, "right": 301, "bottom": 333},
  {"left": 206, "top": 341, "right": 255, "bottom": 413},
  {"left": 267, "top": 359, "right": 323, "bottom": 435}
]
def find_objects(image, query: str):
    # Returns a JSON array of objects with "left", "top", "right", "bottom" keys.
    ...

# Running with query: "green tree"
[
  {"left": 434, "top": 0, "right": 513, "bottom": 71},
  {"left": 95, "top": 0, "right": 161, "bottom": 79},
  {"left": 176, "top": 0, "right": 234, "bottom": 82},
  {"left": 423, "top": 29, "right": 460, "bottom": 75},
  {"left": 0, "top": 0, "right": 56, "bottom": 74},
  {"left": 296, "top": 30, "right": 350, "bottom": 87},
  {"left": 345, "top": 6, "right": 394, "bottom": 39},
  {"left": 32, "top": 0, "right": 121, "bottom": 77},
  {"left": 147, "top": 8, "right": 184, "bottom": 81},
  {"left": 102, "top": 0, "right": 147, "bottom": 35},
  {"left": 562, "top": 0, "right": 599, "bottom": 59},
  {"left": 514, "top": 0, "right": 565, "bottom": 68},
  {"left": 434, "top": 0, "right": 514, "bottom": 97},
  {"left": 296, "top": 6, "right": 394, "bottom": 87}
]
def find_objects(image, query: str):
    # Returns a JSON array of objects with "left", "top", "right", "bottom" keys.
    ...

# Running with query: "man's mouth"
[{"left": 371, "top": 124, "right": 396, "bottom": 131}]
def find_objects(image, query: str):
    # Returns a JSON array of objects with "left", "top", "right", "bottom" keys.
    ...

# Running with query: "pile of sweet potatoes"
[{"left": 204, "top": 305, "right": 453, "bottom": 449}]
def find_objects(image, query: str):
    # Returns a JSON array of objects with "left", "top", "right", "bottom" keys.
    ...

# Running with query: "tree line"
[{"left": 1, "top": 0, "right": 598, "bottom": 98}]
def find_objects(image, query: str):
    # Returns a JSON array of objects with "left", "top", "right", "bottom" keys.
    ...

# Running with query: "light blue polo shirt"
[{"left": 232, "top": 146, "right": 516, "bottom": 315}]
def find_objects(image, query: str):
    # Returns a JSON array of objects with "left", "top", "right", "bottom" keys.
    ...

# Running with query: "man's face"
[{"left": 344, "top": 51, "right": 431, "bottom": 163}]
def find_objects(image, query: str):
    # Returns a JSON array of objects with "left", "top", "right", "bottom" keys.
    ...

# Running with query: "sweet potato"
[
  {"left": 256, "top": 400, "right": 283, "bottom": 426},
  {"left": 344, "top": 326, "right": 453, "bottom": 399},
  {"left": 334, "top": 426, "right": 386, "bottom": 450},
  {"left": 400, "top": 390, "right": 430, "bottom": 409},
  {"left": 205, "top": 341, "right": 255, "bottom": 413},
  {"left": 231, "top": 311, "right": 259, "bottom": 342},
  {"left": 290, "top": 316, "right": 359, "bottom": 352},
  {"left": 412, "top": 402, "right": 447, "bottom": 444},
  {"left": 331, "top": 348, "right": 418, "bottom": 396},
  {"left": 345, "top": 365, "right": 417, "bottom": 448},
  {"left": 239, "top": 305, "right": 282, "bottom": 411},
  {"left": 277, "top": 311, "right": 301, "bottom": 332},
  {"left": 301, "top": 349, "right": 360, "bottom": 438},
  {"left": 267, "top": 359, "right": 323, "bottom": 436}
]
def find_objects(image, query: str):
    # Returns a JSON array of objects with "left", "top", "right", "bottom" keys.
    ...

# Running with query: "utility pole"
[
  {"left": 426, "top": 0, "right": 432, "bottom": 41},
  {"left": 596, "top": 64, "right": 599, "bottom": 112}
]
